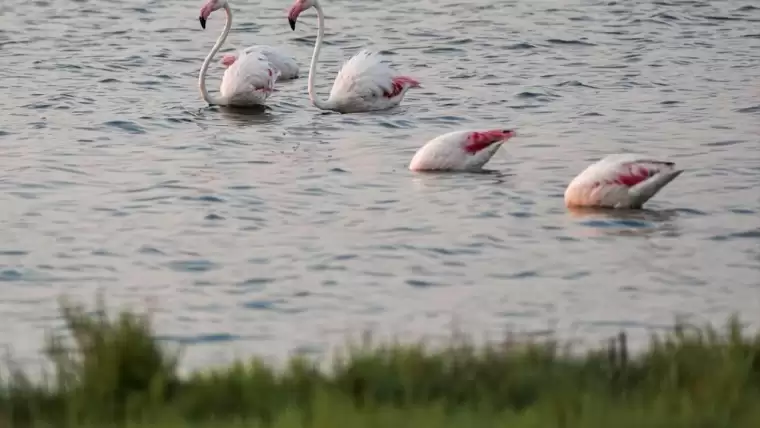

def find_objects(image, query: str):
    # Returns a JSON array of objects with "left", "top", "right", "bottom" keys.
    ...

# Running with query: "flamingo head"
[
  {"left": 199, "top": 0, "right": 228, "bottom": 29},
  {"left": 288, "top": 0, "right": 316, "bottom": 30},
  {"left": 409, "top": 129, "right": 517, "bottom": 172}
]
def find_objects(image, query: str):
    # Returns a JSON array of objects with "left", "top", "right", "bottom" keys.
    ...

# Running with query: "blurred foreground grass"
[{"left": 0, "top": 295, "right": 758, "bottom": 427}]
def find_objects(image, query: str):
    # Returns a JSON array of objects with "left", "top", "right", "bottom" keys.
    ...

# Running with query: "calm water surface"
[{"left": 1, "top": 0, "right": 759, "bottom": 370}]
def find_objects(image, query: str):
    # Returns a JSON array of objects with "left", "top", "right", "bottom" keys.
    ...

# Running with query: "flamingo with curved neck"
[
  {"left": 197, "top": 0, "right": 279, "bottom": 107},
  {"left": 287, "top": 0, "right": 421, "bottom": 113}
]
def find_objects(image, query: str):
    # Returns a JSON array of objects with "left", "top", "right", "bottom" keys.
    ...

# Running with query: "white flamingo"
[
  {"left": 564, "top": 154, "right": 684, "bottom": 209},
  {"left": 409, "top": 130, "right": 517, "bottom": 172},
  {"left": 198, "top": 0, "right": 279, "bottom": 107},
  {"left": 221, "top": 45, "right": 299, "bottom": 81},
  {"left": 286, "top": 0, "right": 421, "bottom": 113}
]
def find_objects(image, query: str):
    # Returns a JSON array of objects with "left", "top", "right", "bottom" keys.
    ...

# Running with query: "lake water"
[{"left": 1, "top": 0, "right": 759, "bottom": 371}]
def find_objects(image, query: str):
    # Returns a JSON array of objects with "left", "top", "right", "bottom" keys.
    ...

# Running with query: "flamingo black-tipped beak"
[
  {"left": 199, "top": 17, "right": 206, "bottom": 29},
  {"left": 289, "top": 18, "right": 296, "bottom": 30}
]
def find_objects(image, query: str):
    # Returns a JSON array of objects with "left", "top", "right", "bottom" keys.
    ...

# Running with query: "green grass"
[{"left": 1, "top": 294, "right": 759, "bottom": 427}]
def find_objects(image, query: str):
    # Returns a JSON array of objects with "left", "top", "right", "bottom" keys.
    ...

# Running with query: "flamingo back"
[
  {"left": 564, "top": 153, "right": 682, "bottom": 208},
  {"left": 219, "top": 51, "right": 280, "bottom": 106},
  {"left": 409, "top": 130, "right": 512, "bottom": 172},
  {"left": 327, "top": 49, "right": 416, "bottom": 112},
  {"left": 241, "top": 45, "right": 299, "bottom": 80}
]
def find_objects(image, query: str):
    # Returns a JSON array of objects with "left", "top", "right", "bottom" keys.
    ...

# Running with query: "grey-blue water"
[{"left": 1, "top": 0, "right": 759, "bottom": 371}]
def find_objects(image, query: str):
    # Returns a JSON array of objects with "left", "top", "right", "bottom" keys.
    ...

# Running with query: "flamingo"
[
  {"left": 220, "top": 45, "right": 300, "bottom": 81},
  {"left": 198, "top": 0, "right": 280, "bottom": 107},
  {"left": 564, "top": 154, "right": 684, "bottom": 209},
  {"left": 409, "top": 130, "right": 517, "bottom": 172},
  {"left": 286, "top": 0, "right": 421, "bottom": 113}
]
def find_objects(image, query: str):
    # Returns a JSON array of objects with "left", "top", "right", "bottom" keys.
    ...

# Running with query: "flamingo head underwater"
[
  {"left": 563, "top": 154, "right": 684, "bottom": 209},
  {"left": 199, "top": 0, "right": 229, "bottom": 29},
  {"left": 409, "top": 129, "right": 517, "bottom": 172}
]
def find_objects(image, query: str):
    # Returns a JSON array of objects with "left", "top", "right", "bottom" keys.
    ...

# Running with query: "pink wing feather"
[
  {"left": 597, "top": 157, "right": 674, "bottom": 188},
  {"left": 565, "top": 154, "right": 680, "bottom": 208}
]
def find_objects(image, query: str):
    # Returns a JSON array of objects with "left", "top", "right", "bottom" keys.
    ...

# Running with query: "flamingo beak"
[
  {"left": 199, "top": 16, "right": 207, "bottom": 29},
  {"left": 287, "top": 5, "right": 300, "bottom": 30}
]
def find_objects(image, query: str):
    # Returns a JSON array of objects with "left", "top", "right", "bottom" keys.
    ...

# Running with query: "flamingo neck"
[
  {"left": 307, "top": 3, "right": 334, "bottom": 111},
  {"left": 198, "top": 4, "right": 232, "bottom": 106}
]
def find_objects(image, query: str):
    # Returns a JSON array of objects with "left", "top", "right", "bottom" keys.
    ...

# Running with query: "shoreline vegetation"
[{"left": 0, "top": 296, "right": 758, "bottom": 427}]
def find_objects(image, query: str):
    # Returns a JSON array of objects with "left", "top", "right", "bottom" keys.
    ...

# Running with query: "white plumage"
[
  {"left": 218, "top": 50, "right": 280, "bottom": 106},
  {"left": 324, "top": 49, "right": 413, "bottom": 112},
  {"left": 222, "top": 45, "right": 299, "bottom": 81}
]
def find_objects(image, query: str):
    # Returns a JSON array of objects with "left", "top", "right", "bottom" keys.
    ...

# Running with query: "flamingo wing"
[
  {"left": 328, "top": 49, "right": 398, "bottom": 101},
  {"left": 596, "top": 154, "right": 675, "bottom": 188},
  {"left": 242, "top": 45, "right": 299, "bottom": 80},
  {"left": 220, "top": 51, "right": 279, "bottom": 100}
]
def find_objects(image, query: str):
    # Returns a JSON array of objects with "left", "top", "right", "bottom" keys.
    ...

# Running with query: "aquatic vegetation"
[{"left": 0, "top": 295, "right": 758, "bottom": 427}]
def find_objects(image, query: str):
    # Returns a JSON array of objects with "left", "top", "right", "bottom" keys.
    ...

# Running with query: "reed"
[{"left": 0, "top": 295, "right": 758, "bottom": 427}]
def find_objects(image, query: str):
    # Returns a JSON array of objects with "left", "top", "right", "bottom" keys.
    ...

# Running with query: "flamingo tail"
[{"left": 629, "top": 168, "right": 684, "bottom": 208}]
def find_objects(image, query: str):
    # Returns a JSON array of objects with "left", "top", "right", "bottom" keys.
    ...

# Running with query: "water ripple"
[{"left": 0, "top": 0, "right": 758, "bottom": 370}]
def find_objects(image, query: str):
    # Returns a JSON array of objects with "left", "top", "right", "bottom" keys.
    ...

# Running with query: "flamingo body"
[
  {"left": 287, "top": 0, "right": 420, "bottom": 113},
  {"left": 409, "top": 129, "right": 516, "bottom": 172},
  {"left": 564, "top": 153, "right": 684, "bottom": 209},
  {"left": 222, "top": 45, "right": 299, "bottom": 80},
  {"left": 219, "top": 50, "right": 280, "bottom": 106},
  {"left": 326, "top": 49, "right": 420, "bottom": 113}
]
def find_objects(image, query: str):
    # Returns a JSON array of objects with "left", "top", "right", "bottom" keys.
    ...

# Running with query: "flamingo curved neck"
[
  {"left": 198, "top": 4, "right": 232, "bottom": 106},
  {"left": 307, "top": 3, "right": 334, "bottom": 111}
]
